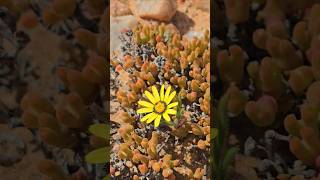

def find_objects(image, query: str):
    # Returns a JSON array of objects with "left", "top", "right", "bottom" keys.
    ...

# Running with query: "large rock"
[
  {"left": 110, "top": 15, "right": 138, "bottom": 54},
  {"left": 129, "top": 0, "right": 177, "bottom": 22},
  {"left": 192, "top": 0, "right": 210, "bottom": 12},
  {"left": 110, "top": 0, "right": 131, "bottom": 17}
]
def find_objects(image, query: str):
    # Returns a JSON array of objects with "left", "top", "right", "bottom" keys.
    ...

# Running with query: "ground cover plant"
[
  {"left": 213, "top": 0, "right": 320, "bottom": 179},
  {"left": 109, "top": 1, "right": 211, "bottom": 179},
  {"left": 110, "top": 22, "right": 211, "bottom": 179},
  {"left": 0, "top": 0, "right": 109, "bottom": 179}
]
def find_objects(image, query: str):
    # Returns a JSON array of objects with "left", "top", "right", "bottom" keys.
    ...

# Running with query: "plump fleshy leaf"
[
  {"left": 222, "top": 147, "right": 239, "bottom": 172},
  {"left": 85, "top": 147, "right": 109, "bottom": 163},
  {"left": 89, "top": 124, "right": 109, "bottom": 139},
  {"left": 211, "top": 128, "right": 218, "bottom": 139}
]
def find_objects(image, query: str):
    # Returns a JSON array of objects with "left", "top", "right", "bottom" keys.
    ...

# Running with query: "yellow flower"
[{"left": 137, "top": 85, "right": 178, "bottom": 127}]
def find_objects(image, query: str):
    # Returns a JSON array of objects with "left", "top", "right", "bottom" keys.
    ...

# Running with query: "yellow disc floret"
[{"left": 154, "top": 101, "right": 166, "bottom": 114}]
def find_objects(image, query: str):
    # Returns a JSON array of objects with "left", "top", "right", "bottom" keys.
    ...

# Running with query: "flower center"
[{"left": 154, "top": 101, "right": 166, "bottom": 114}]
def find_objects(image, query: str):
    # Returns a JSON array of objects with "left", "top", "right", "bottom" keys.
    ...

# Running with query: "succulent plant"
[
  {"left": 215, "top": 1, "right": 320, "bottom": 178},
  {"left": 0, "top": 0, "right": 110, "bottom": 179},
  {"left": 85, "top": 124, "right": 109, "bottom": 180},
  {"left": 110, "top": 23, "right": 210, "bottom": 179}
]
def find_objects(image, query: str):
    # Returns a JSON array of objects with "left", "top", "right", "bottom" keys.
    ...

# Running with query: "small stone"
[
  {"left": 133, "top": 165, "right": 138, "bottom": 173},
  {"left": 110, "top": 166, "right": 115, "bottom": 175},
  {"left": 115, "top": 171, "right": 121, "bottom": 176},
  {"left": 125, "top": 161, "right": 133, "bottom": 168},
  {"left": 159, "top": 148, "right": 166, "bottom": 156},
  {"left": 129, "top": 0, "right": 177, "bottom": 22},
  {"left": 60, "top": 149, "right": 75, "bottom": 165}
]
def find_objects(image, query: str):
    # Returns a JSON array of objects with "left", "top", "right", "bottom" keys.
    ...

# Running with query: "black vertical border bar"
[
  {"left": 210, "top": 0, "right": 214, "bottom": 179},
  {"left": 106, "top": 0, "right": 110, "bottom": 177}
]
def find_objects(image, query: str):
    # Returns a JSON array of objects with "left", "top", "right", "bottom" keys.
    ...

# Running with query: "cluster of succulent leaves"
[
  {"left": 85, "top": 123, "right": 109, "bottom": 180},
  {"left": 213, "top": 95, "right": 239, "bottom": 180},
  {"left": 173, "top": 92, "right": 184, "bottom": 126}
]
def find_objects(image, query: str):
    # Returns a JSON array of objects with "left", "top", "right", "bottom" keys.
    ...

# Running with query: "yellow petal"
[
  {"left": 152, "top": 86, "right": 160, "bottom": 102},
  {"left": 145, "top": 90, "right": 156, "bottom": 104},
  {"left": 138, "top": 100, "right": 154, "bottom": 108},
  {"left": 166, "top": 109, "right": 177, "bottom": 115},
  {"left": 137, "top": 107, "right": 153, "bottom": 114},
  {"left": 147, "top": 113, "right": 159, "bottom": 123},
  {"left": 165, "top": 90, "right": 176, "bottom": 104},
  {"left": 164, "top": 85, "right": 171, "bottom": 100},
  {"left": 163, "top": 112, "right": 171, "bottom": 122},
  {"left": 140, "top": 112, "right": 155, "bottom": 122},
  {"left": 154, "top": 115, "right": 161, "bottom": 127},
  {"left": 167, "top": 102, "right": 178, "bottom": 109},
  {"left": 160, "top": 84, "right": 165, "bottom": 101}
]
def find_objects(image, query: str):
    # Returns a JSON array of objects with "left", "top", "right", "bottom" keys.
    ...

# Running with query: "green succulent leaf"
[
  {"left": 211, "top": 128, "right": 218, "bottom": 140},
  {"left": 222, "top": 147, "right": 239, "bottom": 172},
  {"left": 217, "top": 95, "right": 229, "bottom": 146},
  {"left": 85, "top": 147, "right": 109, "bottom": 164},
  {"left": 176, "top": 92, "right": 184, "bottom": 120},
  {"left": 89, "top": 124, "right": 109, "bottom": 139},
  {"left": 214, "top": 95, "right": 238, "bottom": 180}
]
